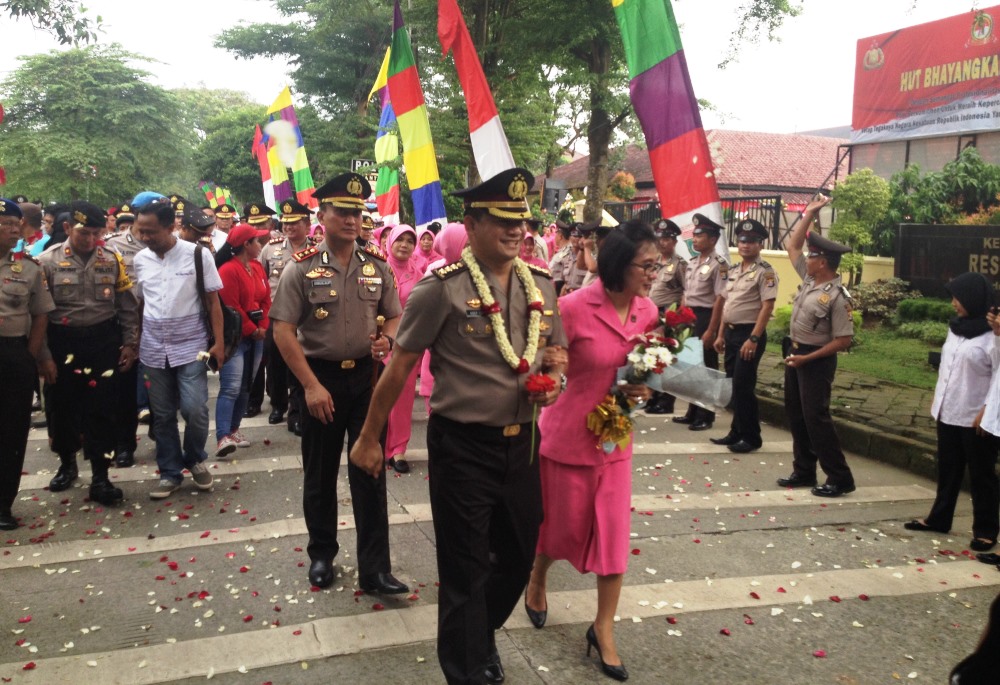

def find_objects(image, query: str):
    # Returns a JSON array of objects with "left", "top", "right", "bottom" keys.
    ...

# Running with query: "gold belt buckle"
[
  {"left": 340, "top": 360, "right": 356, "bottom": 369},
  {"left": 791, "top": 342, "right": 800, "bottom": 351},
  {"left": 502, "top": 424, "right": 521, "bottom": 437}
]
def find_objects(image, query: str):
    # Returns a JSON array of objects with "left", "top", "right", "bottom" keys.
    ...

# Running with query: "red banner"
[{"left": 852, "top": 6, "right": 1000, "bottom": 143}]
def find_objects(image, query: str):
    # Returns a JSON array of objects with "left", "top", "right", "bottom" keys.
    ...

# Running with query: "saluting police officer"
[
  {"left": 0, "top": 199, "right": 56, "bottom": 530},
  {"left": 351, "top": 167, "right": 567, "bottom": 685},
  {"left": 777, "top": 196, "right": 857, "bottom": 498},
  {"left": 258, "top": 199, "right": 311, "bottom": 431},
  {"left": 270, "top": 173, "right": 408, "bottom": 595},
  {"left": 36, "top": 201, "right": 141, "bottom": 505},
  {"left": 711, "top": 219, "right": 778, "bottom": 453},
  {"left": 646, "top": 219, "right": 687, "bottom": 415},
  {"left": 673, "top": 213, "right": 728, "bottom": 431}
]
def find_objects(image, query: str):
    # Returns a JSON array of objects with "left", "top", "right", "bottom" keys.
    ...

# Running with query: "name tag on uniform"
[
  {"left": 311, "top": 279, "right": 332, "bottom": 287},
  {"left": 466, "top": 310, "right": 484, "bottom": 318}
]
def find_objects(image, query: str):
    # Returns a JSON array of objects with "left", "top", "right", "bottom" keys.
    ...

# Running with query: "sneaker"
[
  {"left": 230, "top": 431, "right": 251, "bottom": 448},
  {"left": 189, "top": 462, "right": 214, "bottom": 490},
  {"left": 149, "top": 479, "right": 181, "bottom": 500},
  {"left": 215, "top": 436, "right": 238, "bottom": 458},
  {"left": 137, "top": 408, "right": 151, "bottom": 425}
]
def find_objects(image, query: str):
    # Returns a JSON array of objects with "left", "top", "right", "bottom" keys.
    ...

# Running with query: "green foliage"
[
  {"left": 836, "top": 329, "right": 940, "bottom": 390},
  {"left": 886, "top": 147, "right": 1000, "bottom": 226},
  {"left": 897, "top": 321, "right": 949, "bottom": 345},
  {"left": 895, "top": 298, "right": 954, "bottom": 324},
  {"left": 850, "top": 278, "right": 921, "bottom": 319},
  {"left": 4, "top": 0, "right": 102, "bottom": 44},
  {"left": 194, "top": 104, "right": 268, "bottom": 207},
  {"left": 607, "top": 171, "right": 636, "bottom": 201},
  {"left": 830, "top": 169, "right": 890, "bottom": 271},
  {"left": 718, "top": 0, "right": 802, "bottom": 69}
]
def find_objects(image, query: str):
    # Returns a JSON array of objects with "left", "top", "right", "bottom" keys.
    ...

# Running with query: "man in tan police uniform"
[
  {"left": 646, "top": 218, "right": 687, "bottom": 415},
  {"left": 350, "top": 167, "right": 568, "bottom": 685},
  {"left": 711, "top": 219, "right": 777, "bottom": 453},
  {"left": 270, "top": 173, "right": 408, "bottom": 595},
  {"left": 0, "top": 198, "right": 55, "bottom": 530},
  {"left": 777, "top": 196, "right": 856, "bottom": 497}
]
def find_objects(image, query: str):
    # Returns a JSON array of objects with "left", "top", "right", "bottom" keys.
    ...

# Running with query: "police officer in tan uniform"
[
  {"left": 36, "top": 201, "right": 141, "bottom": 505},
  {"left": 350, "top": 167, "right": 567, "bottom": 685},
  {"left": 177, "top": 205, "right": 218, "bottom": 254},
  {"left": 646, "top": 219, "right": 687, "bottom": 415},
  {"left": 777, "top": 196, "right": 856, "bottom": 497},
  {"left": 561, "top": 224, "right": 589, "bottom": 296},
  {"left": 673, "top": 213, "right": 728, "bottom": 430},
  {"left": 711, "top": 219, "right": 777, "bottom": 453},
  {"left": 270, "top": 173, "right": 408, "bottom": 595},
  {"left": 0, "top": 198, "right": 56, "bottom": 530},
  {"left": 257, "top": 199, "right": 311, "bottom": 429}
]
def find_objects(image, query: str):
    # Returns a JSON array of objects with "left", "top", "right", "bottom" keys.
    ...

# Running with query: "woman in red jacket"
[{"left": 214, "top": 224, "right": 272, "bottom": 457}]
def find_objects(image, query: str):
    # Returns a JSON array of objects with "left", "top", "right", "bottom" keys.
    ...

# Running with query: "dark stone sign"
[{"left": 896, "top": 224, "right": 1000, "bottom": 297}]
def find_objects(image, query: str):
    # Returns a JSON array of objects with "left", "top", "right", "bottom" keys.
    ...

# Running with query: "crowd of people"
[{"left": 0, "top": 170, "right": 996, "bottom": 684}]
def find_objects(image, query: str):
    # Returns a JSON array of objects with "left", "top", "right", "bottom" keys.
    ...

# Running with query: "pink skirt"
[
  {"left": 385, "top": 364, "right": 419, "bottom": 459},
  {"left": 536, "top": 456, "right": 632, "bottom": 576}
]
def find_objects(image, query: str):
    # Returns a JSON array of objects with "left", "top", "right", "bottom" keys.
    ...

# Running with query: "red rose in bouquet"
[{"left": 525, "top": 373, "right": 556, "bottom": 395}]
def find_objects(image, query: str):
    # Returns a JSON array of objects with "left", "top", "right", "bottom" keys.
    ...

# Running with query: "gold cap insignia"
[
  {"left": 250, "top": 205, "right": 260, "bottom": 215},
  {"left": 508, "top": 174, "right": 528, "bottom": 200},
  {"left": 283, "top": 203, "right": 292, "bottom": 213},
  {"left": 176, "top": 201, "right": 185, "bottom": 211},
  {"left": 73, "top": 210, "right": 87, "bottom": 223},
  {"left": 347, "top": 176, "right": 363, "bottom": 197}
]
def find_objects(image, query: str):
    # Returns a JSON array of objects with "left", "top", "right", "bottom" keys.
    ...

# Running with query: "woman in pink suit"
[
  {"left": 384, "top": 224, "right": 423, "bottom": 474},
  {"left": 525, "top": 221, "right": 660, "bottom": 682}
]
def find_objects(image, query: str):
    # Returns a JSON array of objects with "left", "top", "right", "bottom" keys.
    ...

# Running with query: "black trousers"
[
  {"left": 784, "top": 346, "right": 853, "bottom": 486},
  {"left": 301, "top": 357, "right": 390, "bottom": 574},
  {"left": 926, "top": 422, "right": 999, "bottom": 540},
  {"left": 253, "top": 327, "right": 302, "bottom": 425},
  {"left": 723, "top": 324, "right": 766, "bottom": 445},
  {"left": 682, "top": 305, "right": 719, "bottom": 423},
  {"left": 0, "top": 337, "right": 35, "bottom": 513},
  {"left": 47, "top": 321, "right": 120, "bottom": 481},
  {"left": 115, "top": 362, "right": 139, "bottom": 454},
  {"left": 427, "top": 414, "right": 543, "bottom": 685}
]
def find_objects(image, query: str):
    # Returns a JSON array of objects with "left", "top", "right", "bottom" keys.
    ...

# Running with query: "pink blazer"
[{"left": 538, "top": 281, "right": 659, "bottom": 466}]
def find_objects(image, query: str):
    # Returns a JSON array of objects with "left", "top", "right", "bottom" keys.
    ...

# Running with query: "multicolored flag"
[
  {"left": 369, "top": 47, "right": 401, "bottom": 225},
  {"left": 262, "top": 86, "right": 317, "bottom": 208},
  {"left": 387, "top": 0, "right": 447, "bottom": 229},
  {"left": 251, "top": 124, "right": 276, "bottom": 209},
  {"left": 438, "top": 0, "right": 515, "bottom": 180},
  {"left": 611, "top": 0, "right": 724, "bottom": 260},
  {"left": 198, "top": 181, "right": 234, "bottom": 209}
]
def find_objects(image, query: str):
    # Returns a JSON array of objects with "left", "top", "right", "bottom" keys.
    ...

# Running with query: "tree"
[
  {"left": 194, "top": 104, "right": 268, "bottom": 206},
  {"left": 0, "top": 45, "right": 193, "bottom": 205},
  {"left": 3, "top": 0, "right": 102, "bottom": 44},
  {"left": 830, "top": 168, "right": 890, "bottom": 280}
]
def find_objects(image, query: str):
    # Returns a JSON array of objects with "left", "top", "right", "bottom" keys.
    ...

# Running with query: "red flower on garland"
[
  {"left": 525, "top": 373, "right": 556, "bottom": 395},
  {"left": 481, "top": 302, "right": 502, "bottom": 315},
  {"left": 528, "top": 300, "right": 544, "bottom": 312},
  {"left": 516, "top": 358, "right": 530, "bottom": 374}
]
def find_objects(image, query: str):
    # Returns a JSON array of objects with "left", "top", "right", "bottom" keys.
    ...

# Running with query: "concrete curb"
[{"left": 758, "top": 396, "right": 937, "bottom": 481}]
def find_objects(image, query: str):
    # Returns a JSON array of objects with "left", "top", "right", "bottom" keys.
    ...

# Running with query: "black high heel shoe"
[
  {"left": 524, "top": 597, "right": 547, "bottom": 629},
  {"left": 585, "top": 624, "right": 628, "bottom": 681}
]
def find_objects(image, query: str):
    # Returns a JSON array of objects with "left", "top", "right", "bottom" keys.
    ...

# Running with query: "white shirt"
[
  {"left": 211, "top": 229, "right": 228, "bottom": 252},
  {"left": 931, "top": 329, "right": 994, "bottom": 427},
  {"left": 980, "top": 334, "right": 1000, "bottom": 436},
  {"left": 133, "top": 239, "right": 223, "bottom": 369}
]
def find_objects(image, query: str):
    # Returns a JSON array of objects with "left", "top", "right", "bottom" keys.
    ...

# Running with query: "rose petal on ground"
[
  {"left": 719, "top": 628, "right": 731, "bottom": 636},
  {"left": 813, "top": 650, "right": 827, "bottom": 658}
]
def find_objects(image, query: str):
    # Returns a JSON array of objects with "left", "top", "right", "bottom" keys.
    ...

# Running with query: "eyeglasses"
[
  {"left": 630, "top": 262, "right": 662, "bottom": 275},
  {"left": 0, "top": 219, "right": 21, "bottom": 228}
]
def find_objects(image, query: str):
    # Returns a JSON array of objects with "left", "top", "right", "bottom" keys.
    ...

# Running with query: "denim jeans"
[
  {"left": 216, "top": 338, "right": 264, "bottom": 441},
  {"left": 146, "top": 360, "right": 210, "bottom": 484}
]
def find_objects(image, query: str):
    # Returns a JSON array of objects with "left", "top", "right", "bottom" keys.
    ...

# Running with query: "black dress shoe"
[
  {"left": 728, "top": 440, "right": 761, "bottom": 454},
  {"left": 308, "top": 559, "right": 335, "bottom": 588},
  {"left": 903, "top": 519, "right": 948, "bottom": 533},
  {"left": 585, "top": 624, "right": 628, "bottom": 681},
  {"left": 388, "top": 457, "right": 411, "bottom": 474},
  {"left": 89, "top": 480, "right": 123, "bottom": 506},
  {"left": 114, "top": 450, "right": 135, "bottom": 468},
  {"left": 359, "top": 572, "right": 409, "bottom": 594},
  {"left": 689, "top": 420, "right": 713, "bottom": 431},
  {"left": 976, "top": 552, "right": 1000, "bottom": 565},
  {"left": 0, "top": 511, "right": 18, "bottom": 531},
  {"left": 811, "top": 483, "right": 856, "bottom": 498},
  {"left": 970, "top": 538, "right": 997, "bottom": 552},
  {"left": 710, "top": 433, "right": 739, "bottom": 445},
  {"left": 267, "top": 408, "right": 285, "bottom": 425},
  {"left": 776, "top": 472, "right": 817, "bottom": 488},
  {"left": 49, "top": 462, "right": 79, "bottom": 492},
  {"left": 290, "top": 421, "right": 302, "bottom": 437},
  {"left": 243, "top": 404, "right": 261, "bottom": 418},
  {"left": 671, "top": 415, "right": 694, "bottom": 425},
  {"left": 524, "top": 598, "right": 547, "bottom": 629},
  {"left": 485, "top": 647, "right": 505, "bottom": 684}
]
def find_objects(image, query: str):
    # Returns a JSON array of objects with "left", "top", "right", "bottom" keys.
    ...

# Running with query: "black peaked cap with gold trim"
[
  {"left": 215, "top": 203, "right": 236, "bottom": 219},
  {"left": 451, "top": 167, "right": 534, "bottom": 220},
  {"left": 243, "top": 202, "right": 276, "bottom": 226},
  {"left": 279, "top": 199, "right": 310, "bottom": 223},
  {"left": 69, "top": 200, "right": 107, "bottom": 229},
  {"left": 313, "top": 173, "right": 371, "bottom": 210}
]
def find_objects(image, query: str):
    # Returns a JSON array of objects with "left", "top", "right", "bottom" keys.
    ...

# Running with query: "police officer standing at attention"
[
  {"left": 211, "top": 203, "right": 237, "bottom": 251},
  {"left": 0, "top": 199, "right": 55, "bottom": 530},
  {"left": 777, "top": 196, "right": 856, "bottom": 497},
  {"left": 646, "top": 219, "right": 687, "bottom": 415},
  {"left": 711, "top": 219, "right": 778, "bottom": 453},
  {"left": 351, "top": 167, "right": 567, "bottom": 685},
  {"left": 36, "top": 201, "right": 141, "bottom": 505},
  {"left": 673, "top": 214, "right": 728, "bottom": 430},
  {"left": 259, "top": 199, "right": 312, "bottom": 430},
  {"left": 270, "top": 173, "right": 408, "bottom": 595}
]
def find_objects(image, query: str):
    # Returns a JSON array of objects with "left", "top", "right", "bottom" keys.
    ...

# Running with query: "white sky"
[{"left": 0, "top": 0, "right": 981, "bottom": 134}]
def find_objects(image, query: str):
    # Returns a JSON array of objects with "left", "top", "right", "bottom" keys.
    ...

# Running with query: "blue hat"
[
  {"left": 132, "top": 191, "right": 168, "bottom": 209},
  {"left": 0, "top": 198, "right": 24, "bottom": 219}
]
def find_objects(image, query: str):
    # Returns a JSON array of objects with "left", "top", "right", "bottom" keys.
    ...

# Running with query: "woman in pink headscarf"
[
  {"left": 413, "top": 225, "right": 443, "bottom": 272},
  {"left": 418, "top": 222, "right": 468, "bottom": 413},
  {"left": 384, "top": 223, "right": 423, "bottom": 474},
  {"left": 520, "top": 232, "right": 550, "bottom": 269}
]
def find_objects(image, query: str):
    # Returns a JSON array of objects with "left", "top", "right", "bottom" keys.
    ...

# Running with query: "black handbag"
[{"left": 194, "top": 245, "right": 242, "bottom": 366}]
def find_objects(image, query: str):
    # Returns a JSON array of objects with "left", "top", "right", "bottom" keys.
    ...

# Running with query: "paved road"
[{"left": 1, "top": 380, "right": 997, "bottom": 684}]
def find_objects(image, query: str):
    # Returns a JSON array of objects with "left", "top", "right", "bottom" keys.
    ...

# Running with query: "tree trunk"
[{"left": 583, "top": 37, "right": 612, "bottom": 224}]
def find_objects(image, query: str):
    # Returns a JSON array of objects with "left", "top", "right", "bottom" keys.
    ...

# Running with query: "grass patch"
[{"left": 840, "top": 328, "right": 939, "bottom": 390}]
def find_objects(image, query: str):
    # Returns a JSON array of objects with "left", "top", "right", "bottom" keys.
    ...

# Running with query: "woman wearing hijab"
[
  {"left": 384, "top": 224, "right": 423, "bottom": 473},
  {"left": 413, "top": 225, "right": 442, "bottom": 272},
  {"left": 905, "top": 272, "right": 999, "bottom": 553}
]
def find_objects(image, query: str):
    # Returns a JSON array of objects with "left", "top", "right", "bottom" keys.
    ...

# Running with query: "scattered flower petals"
[
  {"left": 719, "top": 628, "right": 731, "bottom": 636},
  {"left": 812, "top": 650, "right": 827, "bottom": 658}
]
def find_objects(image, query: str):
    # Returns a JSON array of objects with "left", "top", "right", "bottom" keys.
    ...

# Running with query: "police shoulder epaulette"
[
  {"left": 268, "top": 236, "right": 285, "bottom": 245},
  {"left": 525, "top": 262, "right": 552, "bottom": 279},
  {"left": 22, "top": 253, "right": 40, "bottom": 265},
  {"left": 363, "top": 243, "right": 387, "bottom": 261},
  {"left": 715, "top": 254, "right": 729, "bottom": 265},
  {"left": 759, "top": 260, "right": 772, "bottom": 269},
  {"left": 838, "top": 285, "right": 853, "bottom": 301},
  {"left": 292, "top": 246, "right": 318, "bottom": 262},
  {"left": 433, "top": 260, "right": 468, "bottom": 280}
]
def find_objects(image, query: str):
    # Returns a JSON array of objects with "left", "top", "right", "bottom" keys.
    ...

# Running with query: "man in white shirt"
[{"left": 133, "top": 197, "right": 225, "bottom": 500}]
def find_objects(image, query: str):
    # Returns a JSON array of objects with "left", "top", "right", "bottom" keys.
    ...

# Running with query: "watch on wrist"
[
  {"left": 749, "top": 334, "right": 760, "bottom": 344},
  {"left": 559, "top": 373, "right": 568, "bottom": 393},
  {"left": 386, "top": 335, "right": 395, "bottom": 351}
]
